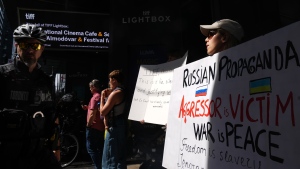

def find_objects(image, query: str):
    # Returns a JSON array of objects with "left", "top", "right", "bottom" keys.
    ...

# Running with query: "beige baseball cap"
[{"left": 200, "top": 19, "right": 244, "bottom": 41}]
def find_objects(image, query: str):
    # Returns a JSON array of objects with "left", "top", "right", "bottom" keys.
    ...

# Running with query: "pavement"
[
  {"left": 64, "top": 159, "right": 142, "bottom": 169},
  {"left": 64, "top": 162, "right": 141, "bottom": 169}
]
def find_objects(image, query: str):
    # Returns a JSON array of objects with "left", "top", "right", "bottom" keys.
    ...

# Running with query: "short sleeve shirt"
[{"left": 86, "top": 92, "right": 105, "bottom": 131}]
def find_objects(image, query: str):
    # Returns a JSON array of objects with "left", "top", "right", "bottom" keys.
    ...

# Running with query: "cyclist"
[{"left": 0, "top": 23, "right": 62, "bottom": 169}]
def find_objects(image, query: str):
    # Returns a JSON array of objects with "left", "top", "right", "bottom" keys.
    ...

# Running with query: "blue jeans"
[
  {"left": 102, "top": 118, "right": 127, "bottom": 169},
  {"left": 86, "top": 128, "right": 104, "bottom": 169}
]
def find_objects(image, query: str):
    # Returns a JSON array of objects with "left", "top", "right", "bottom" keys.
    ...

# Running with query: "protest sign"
[
  {"left": 128, "top": 53, "right": 187, "bottom": 125},
  {"left": 163, "top": 21, "right": 300, "bottom": 169}
]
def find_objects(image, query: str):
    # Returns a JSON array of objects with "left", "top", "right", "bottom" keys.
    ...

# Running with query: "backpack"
[{"left": 0, "top": 108, "right": 46, "bottom": 140}]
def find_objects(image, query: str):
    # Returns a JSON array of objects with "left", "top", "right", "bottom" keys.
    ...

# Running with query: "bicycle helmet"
[
  {"left": 13, "top": 23, "right": 47, "bottom": 43},
  {"left": 57, "top": 93, "right": 83, "bottom": 116}
]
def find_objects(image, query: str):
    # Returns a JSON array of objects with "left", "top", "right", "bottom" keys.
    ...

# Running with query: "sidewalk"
[
  {"left": 65, "top": 160, "right": 141, "bottom": 169},
  {"left": 128, "top": 163, "right": 141, "bottom": 169}
]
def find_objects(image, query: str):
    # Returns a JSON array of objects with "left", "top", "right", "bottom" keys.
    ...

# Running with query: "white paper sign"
[
  {"left": 163, "top": 21, "right": 300, "bottom": 169},
  {"left": 128, "top": 53, "right": 187, "bottom": 125}
]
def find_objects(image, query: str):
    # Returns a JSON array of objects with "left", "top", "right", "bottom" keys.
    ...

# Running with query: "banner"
[{"left": 163, "top": 21, "right": 300, "bottom": 169}]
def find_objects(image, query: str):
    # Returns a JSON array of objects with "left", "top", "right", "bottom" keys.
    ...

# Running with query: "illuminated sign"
[
  {"left": 18, "top": 8, "right": 109, "bottom": 51},
  {"left": 122, "top": 11, "right": 171, "bottom": 24}
]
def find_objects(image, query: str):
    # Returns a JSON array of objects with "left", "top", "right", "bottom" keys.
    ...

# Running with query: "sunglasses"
[
  {"left": 207, "top": 30, "right": 218, "bottom": 39},
  {"left": 18, "top": 42, "right": 43, "bottom": 51}
]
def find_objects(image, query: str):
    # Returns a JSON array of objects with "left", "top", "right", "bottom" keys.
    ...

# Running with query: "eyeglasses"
[
  {"left": 18, "top": 42, "right": 43, "bottom": 51},
  {"left": 207, "top": 30, "right": 218, "bottom": 39}
]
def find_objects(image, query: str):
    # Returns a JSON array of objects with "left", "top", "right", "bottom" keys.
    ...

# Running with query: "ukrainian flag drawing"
[
  {"left": 249, "top": 77, "right": 272, "bottom": 95},
  {"left": 195, "top": 85, "right": 208, "bottom": 97}
]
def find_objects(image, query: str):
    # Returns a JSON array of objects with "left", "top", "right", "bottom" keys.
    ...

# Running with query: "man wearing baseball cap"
[{"left": 200, "top": 19, "right": 244, "bottom": 56}]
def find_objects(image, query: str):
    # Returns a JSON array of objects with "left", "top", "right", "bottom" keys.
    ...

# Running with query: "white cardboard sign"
[
  {"left": 163, "top": 21, "right": 300, "bottom": 169},
  {"left": 128, "top": 53, "right": 187, "bottom": 125}
]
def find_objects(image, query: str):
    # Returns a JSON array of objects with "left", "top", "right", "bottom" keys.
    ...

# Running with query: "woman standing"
[
  {"left": 99, "top": 70, "right": 127, "bottom": 169},
  {"left": 200, "top": 19, "right": 244, "bottom": 56}
]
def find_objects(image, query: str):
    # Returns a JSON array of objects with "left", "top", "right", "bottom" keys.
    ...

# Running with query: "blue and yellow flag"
[{"left": 249, "top": 77, "right": 272, "bottom": 95}]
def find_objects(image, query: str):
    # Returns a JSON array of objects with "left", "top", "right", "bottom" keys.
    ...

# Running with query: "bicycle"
[
  {"left": 59, "top": 114, "right": 80, "bottom": 168},
  {"left": 56, "top": 93, "right": 85, "bottom": 168}
]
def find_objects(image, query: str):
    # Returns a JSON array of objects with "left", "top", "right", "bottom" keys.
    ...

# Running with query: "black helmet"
[
  {"left": 13, "top": 23, "right": 47, "bottom": 43},
  {"left": 57, "top": 93, "right": 82, "bottom": 116}
]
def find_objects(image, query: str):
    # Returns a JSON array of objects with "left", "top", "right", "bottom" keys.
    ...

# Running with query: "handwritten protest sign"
[
  {"left": 128, "top": 54, "right": 187, "bottom": 125},
  {"left": 163, "top": 21, "right": 300, "bottom": 169}
]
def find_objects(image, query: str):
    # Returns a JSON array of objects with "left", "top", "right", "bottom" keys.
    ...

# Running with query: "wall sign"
[{"left": 18, "top": 8, "right": 109, "bottom": 51}]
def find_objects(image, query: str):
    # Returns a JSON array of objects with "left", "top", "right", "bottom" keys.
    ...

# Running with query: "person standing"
[
  {"left": 81, "top": 79, "right": 105, "bottom": 169},
  {"left": 99, "top": 70, "right": 127, "bottom": 169},
  {"left": 0, "top": 23, "right": 62, "bottom": 169},
  {"left": 199, "top": 19, "right": 244, "bottom": 56}
]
